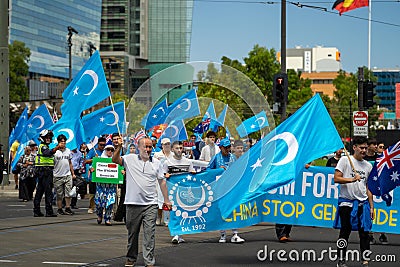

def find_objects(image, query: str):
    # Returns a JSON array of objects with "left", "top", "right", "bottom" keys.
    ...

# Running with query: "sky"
[{"left": 189, "top": 0, "right": 400, "bottom": 73}]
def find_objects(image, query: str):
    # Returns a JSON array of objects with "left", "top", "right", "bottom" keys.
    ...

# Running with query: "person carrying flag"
[
  {"left": 333, "top": 136, "right": 374, "bottom": 267},
  {"left": 207, "top": 138, "right": 245, "bottom": 244},
  {"left": 33, "top": 129, "right": 59, "bottom": 217}
]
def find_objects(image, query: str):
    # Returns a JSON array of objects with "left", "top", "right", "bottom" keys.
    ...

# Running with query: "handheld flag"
[
  {"left": 236, "top": 110, "right": 269, "bottom": 138},
  {"left": 48, "top": 119, "right": 85, "bottom": 150},
  {"left": 82, "top": 101, "right": 126, "bottom": 142},
  {"left": 164, "top": 89, "right": 200, "bottom": 123},
  {"left": 24, "top": 104, "right": 54, "bottom": 141},
  {"left": 157, "top": 120, "right": 188, "bottom": 145},
  {"left": 202, "top": 101, "right": 216, "bottom": 122},
  {"left": 210, "top": 104, "right": 228, "bottom": 132},
  {"left": 368, "top": 141, "right": 400, "bottom": 206},
  {"left": 133, "top": 129, "right": 147, "bottom": 146},
  {"left": 9, "top": 106, "right": 29, "bottom": 146},
  {"left": 61, "top": 50, "right": 110, "bottom": 119},
  {"left": 193, "top": 118, "right": 211, "bottom": 134},
  {"left": 141, "top": 98, "right": 168, "bottom": 130},
  {"left": 215, "top": 94, "right": 343, "bottom": 217},
  {"left": 332, "top": 0, "right": 368, "bottom": 15}
]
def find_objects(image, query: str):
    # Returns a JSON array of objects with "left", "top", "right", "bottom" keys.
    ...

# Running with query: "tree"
[{"left": 9, "top": 41, "right": 30, "bottom": 102}]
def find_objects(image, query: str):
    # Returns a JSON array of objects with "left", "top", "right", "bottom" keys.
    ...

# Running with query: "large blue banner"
[{"left": 167, "top": 166, "right": 400, "bottom": 236}]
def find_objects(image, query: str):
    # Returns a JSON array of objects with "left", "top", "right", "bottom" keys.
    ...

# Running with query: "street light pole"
[
  {"left": 67, "top": 26, "right": 78, "bottom": 82},
  {"left": 280, "top": 0, "right": 287, "bottom": 121}
]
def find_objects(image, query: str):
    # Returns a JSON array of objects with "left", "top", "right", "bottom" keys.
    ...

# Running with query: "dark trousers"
[
  {"left": 114, "top": 179, "right": 126, "bottom": 221},
  {"left": 33, "top": 167, "right": 54, "bottom": 215},
  {"left": 275, "top": 224, "right": 292, "bottom": 239},
  {"left": 337, "top": 205, "right": 370, "bottom": 261}
]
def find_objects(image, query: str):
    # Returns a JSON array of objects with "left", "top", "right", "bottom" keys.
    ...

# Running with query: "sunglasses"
[
  {"left": 378, "top": 146, "right": 384, "bottom": 149},
  {"left": 98, "top": 143, "right": 106, "bottom": 146},
  {"left": 106, "top": 148, "right": 114, "bottom": 152}
]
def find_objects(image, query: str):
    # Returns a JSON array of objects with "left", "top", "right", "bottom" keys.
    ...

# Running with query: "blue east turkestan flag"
[
  {"left": 141, "top": 98, "right": 168, "bottom": 130},
  {"left": 193, "top": 101, "right": 217, "bottom": 134},
  {"left": 23, "top": 104, "right": 54, "bottom": 142},
  {"left": 236, "top": 110, "right": 269, "bottom": 138},
  {"left": 157, "top": 120, "right": 188, "bottom": 145},
  {"left": 368, "top": 140, "right": 400, "bottom": 206},
  {"left": 164, "top": 89, "right": 200, "bottom": 123},
  {"left": 9, "top": 106, "right": 29, "bottom": 146},
  {"left": 61, "top": 50, "right": 111, "bottom": 119},
  {"left": 82, "top": 101, "right": 126, "bottom": 142},
  {"left": 202, "top": 101, "right": 216, "bottom": 121},
  {"left": 210, "top": 104, "right": 228, "bottom": 132},
  {"left": 47, "top": 118, "right": 85, "bottom": 150},
  {"left": 215, "top": 94, "right": 343, "bottom": 217}
]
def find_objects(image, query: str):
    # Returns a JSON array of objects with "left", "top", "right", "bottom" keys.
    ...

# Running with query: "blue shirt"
[{"left": 207, "top": 152, "right": 235, "bottom": 170}]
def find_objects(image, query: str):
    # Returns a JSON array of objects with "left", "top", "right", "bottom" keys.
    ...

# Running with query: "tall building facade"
[
  {"left": 100, "top": 0, "right": 194, "bottom": 104},
  {"left": 279, "top": 46, "right": 342, "bottom": 98},
  {"left": 9, "top": 0, "right": 102, "bottom": 102},
  {"left": 372, "top": 69, "right": 400, "bottom": 111}
]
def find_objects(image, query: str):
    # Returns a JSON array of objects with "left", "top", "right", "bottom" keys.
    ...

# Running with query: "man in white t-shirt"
[
  {"left": 199, "top": 131, "right": 220, "bottom": 162},
  {"left": 112, "top": 137, "right": 171, "bottom": 267},
  {"left": 164, "top": 141, "right": 195, "bottom": 244},
  {"left": 334, "top": 136, "right": 374, "bottom": 267},
  {"left": 53, "top": 134, "right": 76, "bottom": 216}
]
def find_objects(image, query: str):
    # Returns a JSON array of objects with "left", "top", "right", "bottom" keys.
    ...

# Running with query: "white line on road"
[
  {"left": 0, "top": 260, "right": 17, "bottom": 263},
  {"left": 7, "top": 205, "right": 27, "bottom": 207},
  {"left": 43, "top": 262, "right": 88, "bottom": 265}
]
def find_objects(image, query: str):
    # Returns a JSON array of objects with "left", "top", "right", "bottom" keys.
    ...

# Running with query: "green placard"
[{"left": 91, "top": 157, "right": 124, "bottom": 184}]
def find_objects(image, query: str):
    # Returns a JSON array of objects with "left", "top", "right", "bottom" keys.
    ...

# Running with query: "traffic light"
[
  {"left": 272, "top": 73, "right": 288, "bottom": 114},
  {"left": 363, "top": 80, "right": 376, "bottom": 109}
]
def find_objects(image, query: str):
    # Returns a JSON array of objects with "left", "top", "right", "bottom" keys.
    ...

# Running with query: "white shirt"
[
  {"left": 122, "top": 154, "right": 164, "bottom": 205},
  {"left": 335, "top": 155, "right": 372, "bottom": 206},
  {"left": 199, "top": 144, "right": 220, "bottom": 162},
  {"left": 53, "top": 148, "right": 72, "bottom": 177},
  {"left": 163, "top": 156, "right": 194, "bottom": 174}
]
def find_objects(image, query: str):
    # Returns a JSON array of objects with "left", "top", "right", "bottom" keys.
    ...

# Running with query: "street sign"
[
  {"left": 353, "top": 126, "right": 368, "bottom": 136},
  {"left": 353, "top": 111, "right": 368, "bottom": 127}
]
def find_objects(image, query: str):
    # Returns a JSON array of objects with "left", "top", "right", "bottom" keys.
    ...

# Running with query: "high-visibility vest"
[{"left": 35, "top": 144, "right": 54, "bottom": 167}]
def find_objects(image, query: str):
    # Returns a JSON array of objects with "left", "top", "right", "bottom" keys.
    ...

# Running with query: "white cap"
[{"left": 161, "top": 138, "right": 171, "bottom": 144}]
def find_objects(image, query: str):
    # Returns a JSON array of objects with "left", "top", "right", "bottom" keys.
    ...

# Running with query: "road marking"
[
  {"left": 0, "top": 260, "right": 17, "bottom": 263},
  {"left": 7, "top": 205, "right": 27, "bottom": 207},
  {"left": 43, "top": 261, "right": 88, "bottom": 265}
]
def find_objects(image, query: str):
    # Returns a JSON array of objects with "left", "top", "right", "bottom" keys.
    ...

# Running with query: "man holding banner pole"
[
  {"left": 333, "top": 136, "right": 374, "bottom": 267},
  {"left": 113, "top": 137, "right": 171, "bottom": 267}
]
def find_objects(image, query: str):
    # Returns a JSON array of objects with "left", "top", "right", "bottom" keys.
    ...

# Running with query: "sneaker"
[
  {"left": 369, "top": 235, "right": 376, "bottom": 245},
  {"left": 171, "top": 235, "right": 184, "bottom": 244},
  {"left": 33, "top": 212, "right": 44, "bottom": 217},
  {"left": 337, "top": 261, "right": 349, "bottom": 267},
  {"left": 124, "top": 259, "right": 135, "bottom": 267},
  {"left": 219, "top": 235, "right": 227, "bottom": 243},
  {"left": 231, "top": 234, "right": 245, "bottom": 244},
  {"left": 57, "top": 208, "right": 66, "bottom": 215},
  {"left": 379, "top": 234, "right": 389, "bottom": 245},
  {"left": 361, "top": 261, "right": 369, "bottom": 267},
  {"left": 279, "top": 236, "right": 289, "bottom": 243},
  {"left": 156, "top": 217, "right": 162, "bottom": 226},
  {"left": 87, "top": 208, "right": 94, "bottom": 214},
  {"left": 64, "top": 208, "right": 74, "bottom": 215}
]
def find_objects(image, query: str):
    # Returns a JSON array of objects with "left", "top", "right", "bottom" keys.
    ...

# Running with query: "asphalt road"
[{"left": 0, "top": 197, "right": 399, "bottom": 267}]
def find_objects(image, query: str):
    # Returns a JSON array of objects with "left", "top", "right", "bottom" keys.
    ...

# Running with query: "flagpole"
[
  {"left": 368, "top": 0, "right": 371, "bottom": 76},
  {"left": 108, "top": 95, "right": 122, "bottom": 138}
]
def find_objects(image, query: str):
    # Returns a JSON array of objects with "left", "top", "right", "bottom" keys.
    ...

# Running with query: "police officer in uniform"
[{"left": 33, "top": 130, "right": 59, "bottom": 217}]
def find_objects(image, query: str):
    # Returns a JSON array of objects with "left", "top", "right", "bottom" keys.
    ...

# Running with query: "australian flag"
[
  {"left": 368, "top": 140, "right": 400, "bottom": 206},
  {"left": 193, "top": 118, "right": 211, "bottom": 134}
]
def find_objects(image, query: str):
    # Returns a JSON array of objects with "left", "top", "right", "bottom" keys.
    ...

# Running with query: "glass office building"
[
  {"left": 372, "top": 69, "right": 400, "bottom": 111},
  {"left": 10, "top": 0, "right": 102, "bottom": 79},
  {"left": 100, "top": 0, "right": 194, "bottom": 103}
]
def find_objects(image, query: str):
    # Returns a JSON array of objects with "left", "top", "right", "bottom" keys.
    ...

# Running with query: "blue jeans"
[{"left": 126, "top": 204, "right": 158, "bottom": 266}]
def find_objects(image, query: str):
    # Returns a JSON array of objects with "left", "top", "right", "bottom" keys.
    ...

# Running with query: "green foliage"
[{"left": 9, "top": 41, "right": 31, "bottom": 102}]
